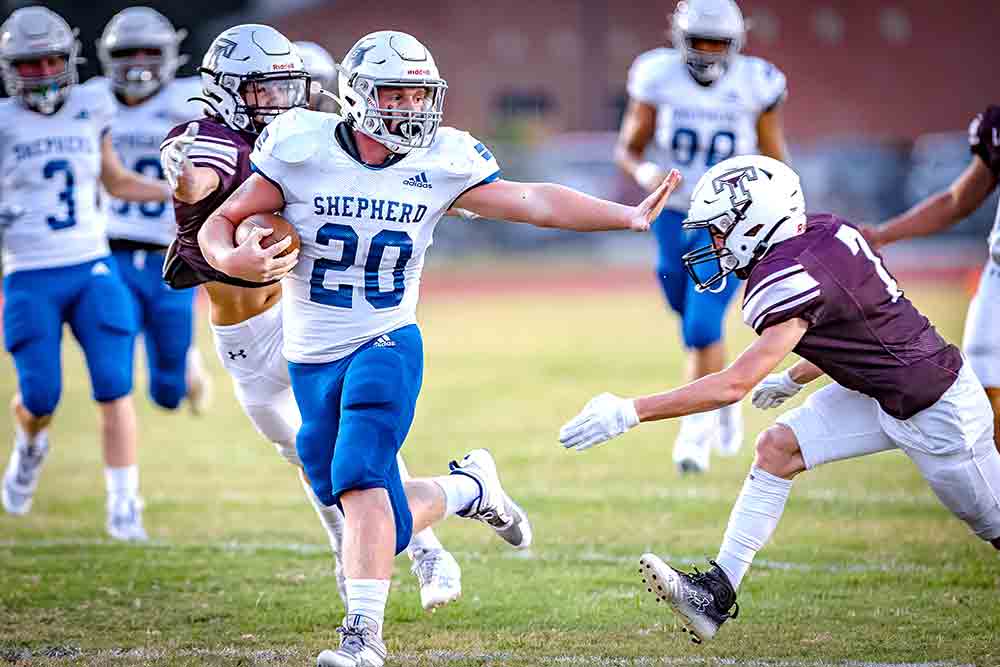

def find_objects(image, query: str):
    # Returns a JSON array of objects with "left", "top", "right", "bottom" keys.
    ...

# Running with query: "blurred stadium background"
[{"left": 3, "top": 0, "right": 997, "bottom": 267}]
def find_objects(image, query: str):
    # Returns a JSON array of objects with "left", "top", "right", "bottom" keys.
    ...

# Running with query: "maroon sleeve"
[
  {"left": 161, "top": 120, "right": 243, "bottom": 194},
  {"left": 969, "top": 106, "right": 1000, "bottom": 178},
  {"left": 742, "top": 254, "right": 824, "bottom": 334}
]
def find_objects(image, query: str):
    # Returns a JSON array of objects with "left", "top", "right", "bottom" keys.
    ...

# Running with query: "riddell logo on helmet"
[
  {"left": 407, "top": 69, "right": 431, "bottom": 75},
  {"left": 272, "top": 62, "right": 295, "bottom": 70}
]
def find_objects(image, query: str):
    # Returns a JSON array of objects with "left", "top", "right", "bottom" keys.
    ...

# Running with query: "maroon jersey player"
[
  {"left": 863, "top": 105, "right": 1000, "bottom": 450},
  {"left": 559, "top": 155, "right": 1000, "bottom": 643}
]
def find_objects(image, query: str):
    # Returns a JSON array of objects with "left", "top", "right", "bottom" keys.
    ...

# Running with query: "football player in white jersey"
[
  {"left": 862, "top": 106, "right": 1000, "bottom": 451},
  {"left": 615, "top": 0, "right": 789, "bottom": 474},
  {"left": 158, "top": 24, "right": 466, "bottom": 614},
  {"left": 97, "top": 7, "right": 212, "bottom": 416},
  {"left": 0, "top": 7, "right": 171, "bottom": 539},
  {"left": 199, "top": 30, "right": 679, "bottom": 667},
  {"left": 294, "top": 35, "right": 464, "bottom": 614}
]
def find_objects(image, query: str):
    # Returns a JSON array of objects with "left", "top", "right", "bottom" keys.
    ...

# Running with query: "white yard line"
[{"left": 0, "top": 537, "right": 951, "bottom": 575}]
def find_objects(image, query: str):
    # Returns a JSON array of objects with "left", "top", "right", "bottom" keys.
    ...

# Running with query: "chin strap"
[{"left": 695, "top": 275, "right": 728, "bottom": 294}]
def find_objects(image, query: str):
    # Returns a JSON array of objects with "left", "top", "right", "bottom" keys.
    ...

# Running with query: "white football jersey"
[
  {"left": 0, "top": 79, "right": 115, "bottom": 274},
  {"left": 628, "top": 48, "right": 787, "bottom": 207},
  {"left": 103, "top": 76, "right": 204, "bottom": 246},
  {"left": 250, "top": 108, "right": 501, "bottom": 363}
]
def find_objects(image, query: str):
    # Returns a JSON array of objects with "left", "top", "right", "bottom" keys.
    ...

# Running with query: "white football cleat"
[
  {"left": 714, "top": 402, "right": 744, "bottom": 456},
  {"left": 672, "top": 413, "right": 715, "bottom": 475},
  {"left": 449, "top": 449, "right": 532, "bottom": 549},
  {"left": 639, "top": 553, "right": 739, "bottom": 644},
  {"left": 2, "top": 438, "right": 49, "bottom": 515},
  {"left": 410, "top": 548, "right": 462, "bottom": 612},
  {"left": 317, "top": 614, "right": 387, "bottom": 667},
  {"left": 106, "top": 496, "right": 148, "bottom": 542}
]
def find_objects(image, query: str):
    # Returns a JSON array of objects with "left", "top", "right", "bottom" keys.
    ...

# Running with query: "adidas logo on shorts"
[{"left": 372, "top": 335, "right": 396, "bottom": 348}]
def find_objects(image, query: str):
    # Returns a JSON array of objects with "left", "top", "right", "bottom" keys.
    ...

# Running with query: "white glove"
[
  {"left": 751, "top": 370, "right": 803, "bottom": 409},
  {"left": 0, "top": 204, "right": 25, "bottom": 229},
  {"left": 634, "top": 161, "right": 668, "bottom": 193},
  {"left": 161, "top": 121, "right": 199, "bottom": 191},
  {"left": 559, "top": 392, "right": 640, "bottom": 452}
]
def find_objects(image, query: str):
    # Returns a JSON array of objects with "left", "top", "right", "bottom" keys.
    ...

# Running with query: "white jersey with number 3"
[
  {"left": 628, "top": 48, "right": 787, "bottom": 206},
  {"left": 103, "top": 76, "right": 203, "bottom": 246},
  {"left": 250, "top": 108, "right": 500, "bottom": 363},
  {"left": 0, "top": 79, "right": 115, "bottom": 274}
]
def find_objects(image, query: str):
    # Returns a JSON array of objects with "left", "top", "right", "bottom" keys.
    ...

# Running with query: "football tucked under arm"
[{"left": 199, "top": 174, "right": 296, "bottom": 283}]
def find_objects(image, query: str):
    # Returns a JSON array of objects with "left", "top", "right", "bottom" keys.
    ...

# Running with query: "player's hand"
[
  {"left": 559, "top": 392, "right": 640, "bottom": 452},
  {"left": 751, "top": 370, "right": 803, "bottom": 410},
  {"left": 629, "top": 169, "right": 681, "bottom": 232},
  {"left": 161, "top": 122, "right": 199, "bottom": 191},
  {"left": 0, "top": 203, "right": 25, "bottom": 229},
  {"left": 221, "top": 226, "right": 299, "bottom": 283},
  {"left": 858, "top": 223, "right": 884, "bottom": 250}
]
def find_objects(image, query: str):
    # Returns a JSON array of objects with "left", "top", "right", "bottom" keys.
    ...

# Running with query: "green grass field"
[{"left": 1, "top": 268, "right": 996, "bottom": 667}]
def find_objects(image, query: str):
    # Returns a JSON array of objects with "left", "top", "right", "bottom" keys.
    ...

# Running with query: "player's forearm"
[
  {"left": 634, "top": 370, "right": 748, "bottom": 423},
  {"left": 787, "top": 359, "right": 824, "bottom": 385},
  {"left": 103, "top": 170, "right": 171, "bottom": 203},
  {"left": 198, "top": 214, "right": 238, "bottom": 272},
  {"left": 878, "top": 191, "right": 963, "bottom": 244},
  {"left": 526, "top": 183, "right": 634, "bottom": 232},
  {"left": 174, "top": 165, "right": 220, "bottom": 204}
]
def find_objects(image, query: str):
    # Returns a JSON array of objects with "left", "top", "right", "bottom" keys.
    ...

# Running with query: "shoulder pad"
[{"left": 257, "top": 108, "right": 328, "bottom": 164}]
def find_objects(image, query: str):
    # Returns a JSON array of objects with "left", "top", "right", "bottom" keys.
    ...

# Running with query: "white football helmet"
[
  {"left": 0, "top": 7, "right": 81, "bottom": 114},
  {"left": 196, "top": 24, "right": 310, "bottom": 134},
  {"left": 682, "top": 155, "right": 806, "bottom": 291},
  {"left": 337, "top": 30, "right": 447, "bottom": 154},
  {"left": 98, "top": 7, "right": 188, "bottom": 100},
  {"left": 294, "top": 41, "right": 338, "bottom": 112},
  {"left": 671, "top": 0, "right": 745, "bottom": 84}
]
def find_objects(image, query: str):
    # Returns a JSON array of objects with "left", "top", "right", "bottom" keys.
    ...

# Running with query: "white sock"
[
  {"left": 299, "top": 469, "right": 344, "bottom": 553},
  {"left": 433, "top": 474, "right": 481, "bottom": 517},
  {"left": 14, "top": 425, "right": 48, "bottom": 450},
  {"left": 345, "top": 578, "right": 390, "bottom": 634},
  {"left": 715, "top": 466, "right": 793, "bottom": 590},
  {"left": 105, "top": 465, "right": 139, "bottom": 502}
]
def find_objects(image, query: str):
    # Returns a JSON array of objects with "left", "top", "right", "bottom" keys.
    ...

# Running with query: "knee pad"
[
  {"left": 925, "top": 452, "right": 1000, "bottom": 542},
  {"left": 682, "top": 314, "right": 725, "bottom": 350},
  {"left": 241, "top": 401, "right": 301, "bottom": 447},
  {"left": 295, "top": 420, "right": 336, "bottom": 506},
  {"left": 149, "top": 377, "right": 185, "bottom": 411},
  {"left": 20, "top": 380, "right": 60, "bottom": 418}
]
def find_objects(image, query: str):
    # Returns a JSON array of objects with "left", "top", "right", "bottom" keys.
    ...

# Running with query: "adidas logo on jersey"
[
  {"left": 372, "top": 335, "right": 396, "bottom": 348},
  {"left": 403, "top": 172, "right": 432, "bottom": 189}
]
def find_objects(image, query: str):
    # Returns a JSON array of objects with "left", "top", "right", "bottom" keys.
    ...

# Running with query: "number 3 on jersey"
[
  {"left": 43, "top": 159, "right": 76, "bottom": 230},
  {"left": 310, "top": 223, "right": 413, "bottom": 309}
]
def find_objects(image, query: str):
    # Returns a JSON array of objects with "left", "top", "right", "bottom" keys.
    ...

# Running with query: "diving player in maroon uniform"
[
  {"left": 559, "top": 155, "right": 1000, "bottom": 643},
  {"left": 863, "top": 106, "right": 1000, "bottom": 451}
]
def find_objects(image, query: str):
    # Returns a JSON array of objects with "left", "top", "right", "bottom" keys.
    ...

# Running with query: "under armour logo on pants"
[{"left": 228, "top": 349, "right": 247, "bottom": 360}]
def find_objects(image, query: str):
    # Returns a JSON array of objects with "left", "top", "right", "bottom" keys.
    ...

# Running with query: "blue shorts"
[
  {"left": 111, "top": 248, "right": 195, "bottom": 410},
  {"left": 3, "top": 257, "right": 138, "bottom": 416},
  {"left": 652, "top": 208, "right": 742, "bottom": 350},
  {"left": 288, "top": 324, "right": 423, "bottom": 555}
]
